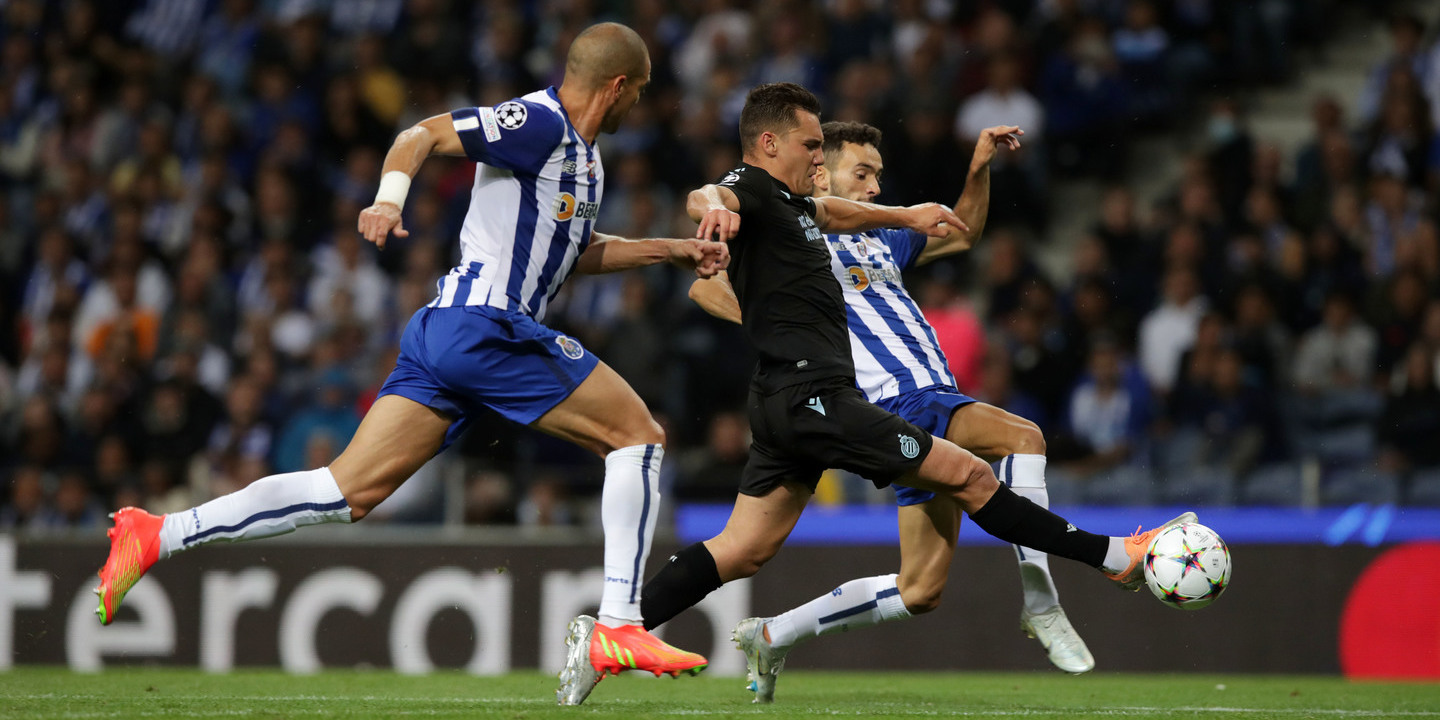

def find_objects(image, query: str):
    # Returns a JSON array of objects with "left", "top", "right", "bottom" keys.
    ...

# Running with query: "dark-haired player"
[
  {"left": 689, "top": 119, "right": 1094, "bottom": 700},
  {"left": 634, "top": 82, "right": 1193, "bottom": 701}
]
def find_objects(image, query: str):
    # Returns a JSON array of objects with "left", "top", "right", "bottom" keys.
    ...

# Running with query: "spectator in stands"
[
  {"left": 1378, "top": 343, "right": 1440, "bottom": 474},
  {"left": 1054, "top": 336, "right": 1152, "bottom": 504},
  {"left": 1138, "top": 265, "right": 1208, "bottom": 396},
  {"left": 675, "top": 410, "right": 750, "bottom": 502}
]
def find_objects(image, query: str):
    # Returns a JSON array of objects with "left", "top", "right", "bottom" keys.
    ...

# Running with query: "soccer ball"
[{"left": 1143, "top": 522, "right": 1232, "bottom": 610}]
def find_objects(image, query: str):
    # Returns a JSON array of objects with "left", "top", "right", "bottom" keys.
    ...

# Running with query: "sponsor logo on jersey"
[
  {"left": 562, "top": 159, "right": 577, "bottom": 175},
  {"left": 720, "top": 171, "right": 740, "bottom": 185},
  {"left": 798, "top": 213, "right": 823, "bottom": 243},
  {"left": 477, "top": 107, "right": 502, "bottom": 142},
  {"left": 555, "top": 335, "right": 585, "bottom": 360},
  {"left": 495, "top": 101, "right": 528, "bottom": 130},
  {"left": 899, "top": 434, "right": 920, "bottom": 459},
  {"left": 846, "top": 266, "right": 870, "bottom": 292},
  {"left": 552, "top": 193, "right": 600, "bottom": 222}
]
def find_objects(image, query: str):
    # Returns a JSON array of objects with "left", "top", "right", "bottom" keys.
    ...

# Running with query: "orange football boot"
[
  {"left": 1102, "top": 512, "right": 1197, "bottom": 591},
  {"left": 591, "top": 622, "right": 709, "bottom": 679},
  {"left": 94, "top": 507, "right": 164, "bottom": 625}
]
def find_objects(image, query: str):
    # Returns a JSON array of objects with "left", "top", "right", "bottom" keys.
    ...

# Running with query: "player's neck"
[
  {"left": 740, "top": 155, "right": 799, "bottom": 193},
  {"left": 555, "top": 83, "right": 604, "bottom": 145}
]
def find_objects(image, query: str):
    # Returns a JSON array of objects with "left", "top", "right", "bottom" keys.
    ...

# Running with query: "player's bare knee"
[
  {"left": 603, "top": 417, "right": 665, "bottom": 455},
  {"left": 1011, "top": 419, "right": 1045, "bottom": 456}
]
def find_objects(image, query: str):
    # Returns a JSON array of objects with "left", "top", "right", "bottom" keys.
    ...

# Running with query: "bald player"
[{"left": 92, "top": 23, "right": 721, "bottom": 694}]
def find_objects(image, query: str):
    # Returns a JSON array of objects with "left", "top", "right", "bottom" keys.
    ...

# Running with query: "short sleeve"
[
  {"left": 450, "top": 99, "right": 564, "bottom": 173},
  {"left": 715, "top": 167, "right": 763, "bottom": 215},
  {"left": 873, "top": 227, "right": 928, "bottom": 270}
]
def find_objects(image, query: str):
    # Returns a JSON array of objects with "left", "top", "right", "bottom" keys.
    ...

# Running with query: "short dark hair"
[
  {"left": 820, "top": 121, "right": 882, "bottom": 164},
  {"left": 739, "top": 82, "right": 821, "bottom": 151}
]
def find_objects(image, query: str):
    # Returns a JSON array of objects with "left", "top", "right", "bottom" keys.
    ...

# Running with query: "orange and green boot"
[
  {"left": 94, "top": 507, "right": 164, "bottom": 625},
  {"left": 590, "top": 621, "right": 709, "bottom": 679}
]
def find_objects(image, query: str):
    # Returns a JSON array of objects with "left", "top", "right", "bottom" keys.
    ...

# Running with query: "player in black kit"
[{"left": 638, "top": 83, "right": 1194, "bottom": 658}]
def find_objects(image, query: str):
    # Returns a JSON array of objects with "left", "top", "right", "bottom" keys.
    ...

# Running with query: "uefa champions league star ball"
[{"left": 1143, "top": 522, "right": 1232, "bottom": 610}]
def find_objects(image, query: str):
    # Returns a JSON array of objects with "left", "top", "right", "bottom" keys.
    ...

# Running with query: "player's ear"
[{"left": 813, "top": 164, "right": 830, "bottom": 191}]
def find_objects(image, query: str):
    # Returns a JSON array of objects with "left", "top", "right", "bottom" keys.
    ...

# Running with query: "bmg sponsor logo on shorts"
[
  {"left": 555, "top": 335, "right": 585, "bottom": 360},
  {"left": 899, "top": 433, "right": 920, "bottom": 459}
]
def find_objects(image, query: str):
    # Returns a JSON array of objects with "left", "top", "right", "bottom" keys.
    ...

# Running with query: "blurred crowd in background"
[{"left": 2, "top": 0, "right": 1439, "bottom": 533}]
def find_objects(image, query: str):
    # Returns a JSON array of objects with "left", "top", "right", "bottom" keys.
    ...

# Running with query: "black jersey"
[{"left": 717, "top": 163, "right": 855, "bottom": 391}]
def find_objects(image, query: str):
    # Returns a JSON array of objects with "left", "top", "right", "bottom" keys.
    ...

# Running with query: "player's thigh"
[
  {"left": 945, "top": 402, "right": 1045, "bottom": 463},
  {"left": 531, "top": 359, "right": 663, "bottom": 456},
  {"left": 902, "top": 437, "right": 1000, "bottom": 515},
  {"left": 896, "top": 497, "right": 962, "bottom": 613},
  {"left": 704, "top": 480, "right": 812, "bottom": 582},
  {"left": 330, "top": 394, "right": 453, "bottom": 518}
]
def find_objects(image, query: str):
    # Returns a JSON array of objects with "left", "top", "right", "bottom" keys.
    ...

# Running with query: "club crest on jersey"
[
  {"left": 899, "top": 434, "right": 920, "bottom": 459},
  {"left": 555, "top": 335, "right": 585, "bottom": 360},
  {"left": 496, "top": 101, "right": 527, "bottom": 129},
  {"left": 553, "top": 192, "right": 600, "bottom": 222},
  {"left": 586, "top": 160, "right": 597, "bottom": 180}
]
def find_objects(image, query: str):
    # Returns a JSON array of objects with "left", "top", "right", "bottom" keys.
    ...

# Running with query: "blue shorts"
[
  {"left": 377, "top": 305, "right": 599, "bottom": 451},
  {"left": 876, "top": 386, "right": 977, "bottom": 507}
]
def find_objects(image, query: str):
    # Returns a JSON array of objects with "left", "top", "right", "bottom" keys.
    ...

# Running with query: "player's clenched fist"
[
  {"left": 669, "top": 239, "right": 731, "bottom": 278},
  {"left": 904, "top": 203, "right": 968, "bottom": 239},
  {"left": 358, "top": 202, "right": 409, "bottom": 249},
  {"left": 696, "top": 207, "right": 741, "bottom": 243}
]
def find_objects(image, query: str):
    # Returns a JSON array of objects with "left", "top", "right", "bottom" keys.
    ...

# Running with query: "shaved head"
[{"left": 566, "top": 22, "right": 650, "bottom": 88}]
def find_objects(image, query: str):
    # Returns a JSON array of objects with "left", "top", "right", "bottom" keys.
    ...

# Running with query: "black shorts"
[{"left": 740, "top": 377, "right": 934, "bottom": 497}]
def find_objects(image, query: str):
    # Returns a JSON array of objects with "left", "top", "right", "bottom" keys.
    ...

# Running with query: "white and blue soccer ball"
[{"left": 1143, "top": 522, "right": 1232, "bottom": 610}]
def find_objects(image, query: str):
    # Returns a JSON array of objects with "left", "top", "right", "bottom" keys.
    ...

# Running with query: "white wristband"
[{"left": 375, "top": 171, "right": 411, "bottom": 209}]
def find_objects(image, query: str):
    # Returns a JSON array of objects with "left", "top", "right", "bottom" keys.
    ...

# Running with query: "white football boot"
[
  {"left": 732, "top": 617, "right": 789, "bottom": 704},
  {"left": 1020, "top": 605, "right": 1095, "bottom": 674},
  {"left": 556, "top": 615, "right": 601, "bottom": 706}
]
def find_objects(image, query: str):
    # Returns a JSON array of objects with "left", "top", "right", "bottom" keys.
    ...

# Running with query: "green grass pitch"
[{"left": 2, "top": 668, "right": 1437, "bottom": 719}]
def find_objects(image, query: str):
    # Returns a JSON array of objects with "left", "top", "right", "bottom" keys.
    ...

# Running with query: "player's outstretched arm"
[
  {"left": 575, "top": 232, "right": 731, "bottom": 277},
  {"left": 813, "top": 196, "right": 968, "bottom": 238},
  {"left": 687, "top": 185, "right": 743, "bottom": 242},
  {"left": 357, "top": 114, "right": 468, "bottom": 250},
  {"left": 913, "top": 125, "right": 1023, "bottom": 266},
  {"left": 688, "top": 271, "right": 742, "bottom": 325}
]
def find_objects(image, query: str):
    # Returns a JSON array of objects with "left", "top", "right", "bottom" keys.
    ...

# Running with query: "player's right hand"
[
  {"left": 905, "top": 203, "right": 968, "bottom": 239},
  {"left": 358, "top": 202, "right": 408, "bottom": 249},
  {"left": 696, "top": 207, "right": 740, "bottom": 243}
]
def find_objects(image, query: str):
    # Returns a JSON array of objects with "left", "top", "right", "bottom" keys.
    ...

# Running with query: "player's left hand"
[
  {"left": 358, "top": 202, "right": 408, "bottom": 249},
  {"left": 905, "top": 203, "right": 969, "bottom": 239},
  {"left": 972, "top": 125, "right": 1024, "bottom": 169},
  {"left": 669, "top": 239, "right": 731, "bottom": 278}
]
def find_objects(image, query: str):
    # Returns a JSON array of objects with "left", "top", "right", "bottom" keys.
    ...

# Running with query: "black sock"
[
  {"left": 968, "top": 484, "right": 1108, "bottom": 568},
  {"left": 640, "top": 542, "right": 723, "bottom": 630}
]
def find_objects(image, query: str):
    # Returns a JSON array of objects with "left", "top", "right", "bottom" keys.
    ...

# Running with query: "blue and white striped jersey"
[
  {"left": 432, "top": 88, "right": 604, "bottom": 321},
  {"left": 826, "top": 229, "right": 957, "bottom": 402}
]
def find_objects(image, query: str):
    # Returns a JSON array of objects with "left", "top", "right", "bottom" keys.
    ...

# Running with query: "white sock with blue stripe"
[
  {"left": 599, "top": 444, "right": 663, "bottom": 627},
  {"left": 157, "top": 467, "right": 351, "bottom": 559},
  {"left": 1004, "top": 454, "right": 1061, "bottom": 614},
  {"left": 765, "top": 573, "right": 910, "bottom": 650}
]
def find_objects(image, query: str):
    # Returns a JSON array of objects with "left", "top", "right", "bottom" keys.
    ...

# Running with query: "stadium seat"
[
  {"left": 1406, "top": 468, "right": 1440, "bottom": 506},
  {"left": 1321, "top": 465, "right": 1400, "bottom": 506},
  {"left": 1236, "top": 463, "right": 1303, "bottom": 506}
]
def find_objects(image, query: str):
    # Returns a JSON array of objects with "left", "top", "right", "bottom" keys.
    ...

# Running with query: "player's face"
[
  {"left": 775, "top": 111, "right": 824, "bottom": 195},
  {"left": 825, "top": 142, "right": 883, "bottom": 203},
  {"left": 600, "top": 62, "right": 651, "bottom": 134}
]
